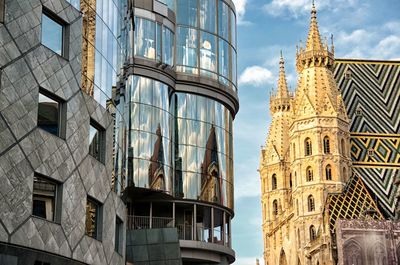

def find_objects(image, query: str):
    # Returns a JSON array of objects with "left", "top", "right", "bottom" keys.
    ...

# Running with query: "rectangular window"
[
  {"left": 32, "top": 175, "right": 61, "bottom": 223},
  {"left": 41, "top": 11, "right": 65, "bottom": 56},
  {"left": 0, "top": 0, "right": 4, "bottom": 23},
  {"left": 38, "top": 90, "right": 66, "bottom": 138},
  {"left": 115, "top": 216, "right": 123, "bottom": 254},
  {"left": 89, "top": 120, "right": 105, "bottom": 163},
  {"left": 85, "top": 197, "right": 102, "bottom": 240}
]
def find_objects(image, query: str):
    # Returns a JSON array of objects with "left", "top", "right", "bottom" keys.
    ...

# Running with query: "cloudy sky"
[{"left": 231, "top": 0, "right": 400, "bottom": 264}]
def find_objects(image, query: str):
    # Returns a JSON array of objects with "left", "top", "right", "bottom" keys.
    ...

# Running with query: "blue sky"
[{"left": 231, "top": 0, "right": 400, "bottom": 264}]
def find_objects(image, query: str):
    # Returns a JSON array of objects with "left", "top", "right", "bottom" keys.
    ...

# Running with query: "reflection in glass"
[
  {"left": 176, "top": 27, "right": 198, "bottom": 74},
  {"left": 219, "top": 38, "right": 230, "bottom": 85},
  {"left": 230, "top": 9, "right": 236, "bottom": 48},
  {"left": 38, "top": 92, "right": 60, "bottom": 136},
  {"left": 32, "top": 176, "right": 57, "bottom": 221},
  {"left": 41, "top": 13, "right": 63, "bottom": 55},
  {"left": 200, "top": 0, "right": 216, "bottom": 33},
  {"left": 218, "top": 1, "right": 229, "bottom": 41},
  {"left": 86, "top": 198, "right": 100, "bottom": 239},
  {"left": 163, "top": 27, "right": 174, "bottom": 66},
  {"left": 177, "top": 0, "right": 198, "bottom": 27},
  {"left": 200, "top": 31, "right": 217, "bottom": 79},
  {"left": 89, "top": 123, "right": 104, "bottom": 162},
  {"left": 135, "top": 17, "right": 156, "bottom": 59}
]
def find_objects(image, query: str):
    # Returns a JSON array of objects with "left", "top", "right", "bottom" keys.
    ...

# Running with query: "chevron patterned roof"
[{"left": 334, "top": 60, "right": 400, "bottom": 218}]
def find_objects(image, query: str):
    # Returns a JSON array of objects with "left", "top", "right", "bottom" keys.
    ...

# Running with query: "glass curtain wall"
[
  {"left": 175, "top": 0, "right": 237, "bottom": 91},
  {"left": 79, "top": 0, "right": 128, "bottom": 194}
]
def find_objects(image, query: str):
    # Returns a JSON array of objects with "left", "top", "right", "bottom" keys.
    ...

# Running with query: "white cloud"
[
  {"left": 232, "top": 0, "right": 249, "bottom": 25},
  {"left": 238, "top": 66, "right": 274, "bottom": 87},
  {"left": 234, "top": 256, "right": 265, "bottom": 265},
  {"left": 263, "top": 0, "right": 359, "bottom": 19}
]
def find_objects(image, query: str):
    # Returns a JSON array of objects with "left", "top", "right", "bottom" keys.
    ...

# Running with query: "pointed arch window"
[
  {"left": 273, "top": 200, "right": 278, "bottom": 216},
  {"left": 308, "top": 195, "right": 315, "bottom": 212},
  {"left": 306, "top": 167, "right": 313, "bottom": 182},
  {"left": 341, "top": 138, "right": 346, "bottom": 156},
  {"left": 305, "top": 138, "right": 312, "bottom": 156},
  {"left": 289, "top": 173, "right": 292, "bottom": 189},
  {"left": 272, "top": 174, "right": 277, "bottom": 190},
  {"left": 325, "top": 165, "right": 332, "bottom": 180},
  {"left": 309, "top": 225, "right": 316, "bottom": 241},
  {"left": 323, "top": 136, "right": 330, "bottom": 154}
]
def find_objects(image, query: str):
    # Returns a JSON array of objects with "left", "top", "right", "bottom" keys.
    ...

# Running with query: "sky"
[{"left": 231, "top": 0, "right": 400, "bottom": 264}]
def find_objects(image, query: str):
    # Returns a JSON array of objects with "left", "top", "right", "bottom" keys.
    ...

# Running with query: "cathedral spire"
[
  {"left": 277, "top": 51, "right": 289, "bottom": 99},
  {"left": 296, "top": 1, "right": 335, "bottom": 72},
  {"left": 305, "top": 0, "right": 323, "bottom": 52}
]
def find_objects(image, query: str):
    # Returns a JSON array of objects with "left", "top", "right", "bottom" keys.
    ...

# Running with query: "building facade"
[
  {"left": 259, "top": 3, "right": 398, "bottom": 265},
  {"left": 116, "top": 0, "right": 238, "bottom": 264},
  {"left": 0, "top": 0, "right": 126, "bottom": 264}
]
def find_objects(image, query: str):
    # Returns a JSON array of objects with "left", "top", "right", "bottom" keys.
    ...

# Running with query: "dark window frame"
[
  {"left": 326, "top": 165, "right": 332, "bottom": 180},
  {"left": 272, "top": 200, "right": 278, "bottom": 216},
  {"left": 41, "top": 7, "right": 70, "bottom": 58},
  {"left": 89, "top": 119, "right": 106, "bottom": 164},
  {"left": 38, "top": 88, "right": 67, "bottom": 139},
  {"left": 305, "top": 138, "right": 312, "bottom": 156},
  {"left": 323, "top": 136, "right": 330, "bottom": 154},
  {"left": 308, "top": 195, "right": 315, "bottom": 212},
  {"left": 32, "top": 173, "right": 63, "bottom": 223},
  {"left": 271, "top": 174, "right": 277, "bottom": 190}
]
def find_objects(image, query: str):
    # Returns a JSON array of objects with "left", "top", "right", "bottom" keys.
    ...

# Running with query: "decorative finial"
[
  {"left": 280, "top": 50, "right": 283, "bottom": 58},
  {"left": 311, "top": 0, "right": 317, "bottom": 18},
  {"left": 331, "top": 34, "right": 335, "bottom": 53}
]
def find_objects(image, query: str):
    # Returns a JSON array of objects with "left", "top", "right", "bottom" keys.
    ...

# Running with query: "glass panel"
[
  {"left": 230, "top": 9, "right": 236, "bottom": 48},
  {"left": 134, "top": 17, "right": 156, "bottom": 59},
  {"left": 32, "top": 176, "right": 56, "bottom": 221},
  {"left": 38, "top": 92, "right": 60, "bottom": 136},
  {"left": 177, "top": 0, "right": 198, "bottom": 27},
  {"left": 86, "top": 198, "right": 99, "bottom": 239},
  {"left": 218, "top": 38, "right": 230, "bottom": 83},
  {"left": 156, "top": 23, "right": 162, "bottom": 61},
  {"left": 200, "top": 31, "right": 217, "bottom": 79},
  {"left": 218, "top": 1, "right": 229, "bottom": 41},
  {"left": 41, "top": 13, "right": 63, "bottom": 55},
  {"left": 200, "top": 0, "right": 216, "bottom": 33},
  {"left": 176, "top": 27, "right": 198, "bottom": 74},
  {"left": 162, "top": 27, "right": 174, "bottom": 66},
  {"left": 231, "top": 46, "right": 237, "bottom": 88}
]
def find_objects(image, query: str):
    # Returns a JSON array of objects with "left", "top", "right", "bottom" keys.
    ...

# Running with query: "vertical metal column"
[
  {"left": 193, "top": 204, "right": 197, "bottom": 241},
  {"left": 172, "top": 202, "right": 175, "bottom": 227},
  {"left": 211, "top": 207, "right": 214, "bottom": 243},
  {"left": 222, "top": 211, "right": 226, "bottom": 245},
  {"left": 149, "top": 202, "right": 153, "bottom": 229}
]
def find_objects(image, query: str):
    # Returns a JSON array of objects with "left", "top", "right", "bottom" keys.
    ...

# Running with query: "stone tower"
[{"left": 260, "top": 3, "right": 353, "bottom": 265}]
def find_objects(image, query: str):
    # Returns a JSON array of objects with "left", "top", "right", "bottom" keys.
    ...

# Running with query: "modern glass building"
[{"left": 117, "top": 0, "right": 239, "bottom": 264}]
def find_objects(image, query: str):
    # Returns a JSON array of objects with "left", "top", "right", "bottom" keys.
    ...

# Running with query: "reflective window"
[
  {"left": 200, "top": 0, "right": 216, "bottom": 33},
  {"left": 230, "top": 9, "right": 236, "bottom": 47},
  {"left": 38, "top": 91, "right": 63, "bottom": 137},
  {"left": 177, "top": 0, "right": 198, "bottom": 27},
  {"left": 218, "top": 1, "right": 229, "bottom": 40},
  {"left": 176, "top": 26, "right": 198, "bottom": 74},
  {"left": 219, "top": 38, "right": 230, "bottom": 84},
  {"left": 134, "top": 17, "right": 156, "bottom": 59},
  {"left": 200, "top": 31, "right": 217, "bottom": 79},
  {"left": 86, "top": 197, "right": 101, "bottom": 239},
  {"left": 32, "top": 175, "right": 60, "bottom": 222},
  {"left": 89, "top": 121, "right": 105, "bottom": 163},
  {"left": 163, "top": 26, "right": 175, "bottom": 66},
  {"left": 66, "top": 0, "right": 80, "bottom": 9},
  {"left": 41, "top": 13, "right": 63, "bottom": 56}
]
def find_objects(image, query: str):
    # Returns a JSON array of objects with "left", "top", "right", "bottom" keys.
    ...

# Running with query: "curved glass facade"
[
  {"left": 125, "top": 76, "right": 175, "bottom": 191},
  {"left": 122, "top": 76, "right": 234, "bottom": 209},
  {"left": 175, "top": 0, "right": 237, "bottom": 91},
  {"left": 174, "top": 92, "right": 234, "bottom": 209},
  {"left": 80, "top": 0, "right": 127, "bottom": 194}
]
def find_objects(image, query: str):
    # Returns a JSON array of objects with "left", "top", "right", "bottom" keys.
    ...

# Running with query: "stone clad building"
[
  {"left": 259, "top": 3, "right": 399, "bottom": 265},
  {"left": 0, "top": 0, "right": 126, "bottom": 264}
]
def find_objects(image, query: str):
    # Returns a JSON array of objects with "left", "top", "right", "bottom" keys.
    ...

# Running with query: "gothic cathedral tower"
[{"left": 260, "top": 3, "right": 353, "bottom": 265}]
